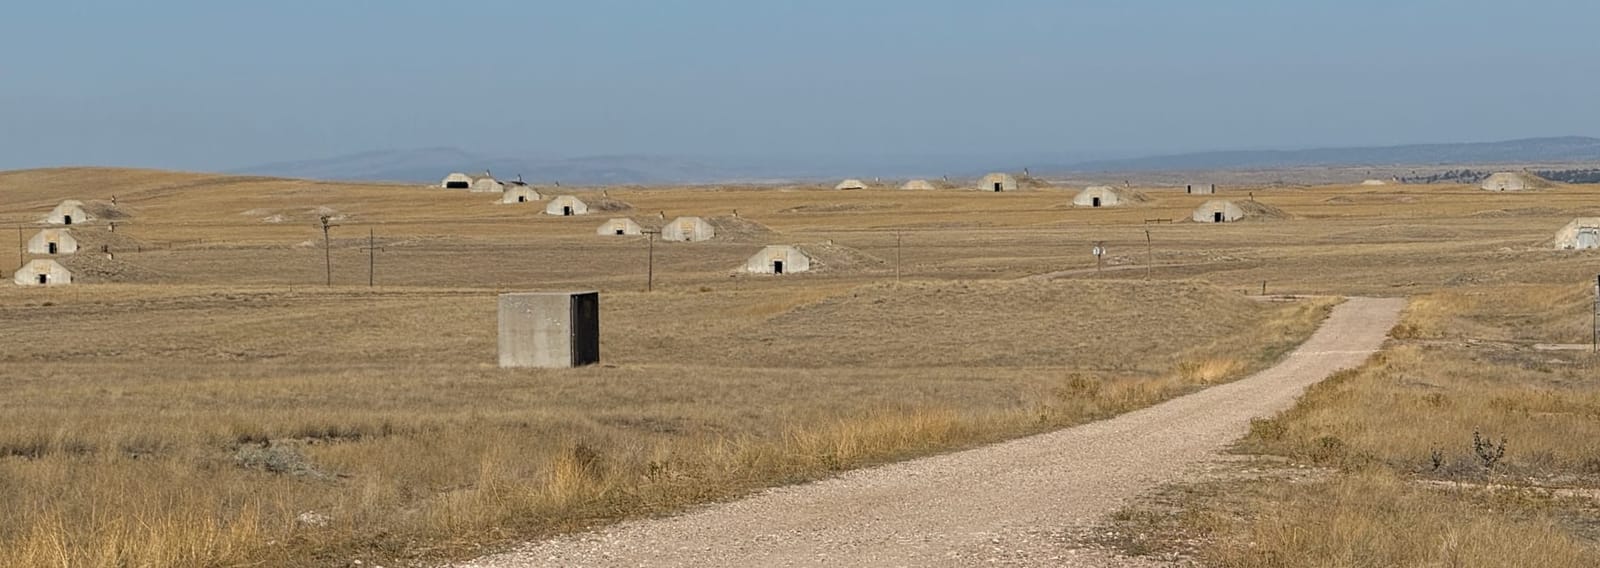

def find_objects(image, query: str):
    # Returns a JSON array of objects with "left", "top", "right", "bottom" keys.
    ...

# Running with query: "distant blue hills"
[{"left": 230, "top": 136, "right": 1600, "bottom": 185}]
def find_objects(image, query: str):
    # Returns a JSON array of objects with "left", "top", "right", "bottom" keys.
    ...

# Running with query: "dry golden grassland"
[
  {"left": 1103, "top": 284, "right": 1600, "bottom": 566},
  {"left": 3, "top": 167, "right": 1599, "bottom": 566}
]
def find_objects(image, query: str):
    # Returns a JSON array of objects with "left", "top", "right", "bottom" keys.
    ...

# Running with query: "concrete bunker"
[
  {"left": 835, "top": 179, "right": 868, "bottom": 190},
  {"left": 900, "top": 179, "right": 936, "bottom": 190},
  {"left": 661, "top": 216, "right": 715, "bottom": 242},
  {"left": 1481, "top": 172, "right": 1549, "bottom": 191},
  {"left": 28, "top": 229, "right": 79, "bottom": 255},
  {"left": 440, "top": 172, "right": 474, "bottom": 189},
  {"left": 501, "top": 186, "right": 541, "bottom": 204},
  {"left": 1186, "top": 183, "right": 1216, "bottom": 195},
  {"left": 14, "top": 259, "right": 72, "bottom": 286},
  {"left": 497, "top": 291, "right": 600, "bottom": 369},
  {"left": 1193, "top": 200, "right": 1245, "bottom": 223},
  {"left": 545, "top": 195, "right": 589, "bottom": 216},
  {"left": 744, "top": 245, "right": 812, "bottom": 275},
  {"left": 979, "top": 173, "right": 1018, "bottom": 192},
  {"left": 46, "top": 200, "right": 92, "bottom": 226},
  {"left": 1073, "top": 186, "right": 1136, "bottom": 208},
  {"left": 1554, "top": 218, "right": 1600, "bottom": 250},
  {"left": 597, "top": 218, "right": 643, "bottom": 236}
]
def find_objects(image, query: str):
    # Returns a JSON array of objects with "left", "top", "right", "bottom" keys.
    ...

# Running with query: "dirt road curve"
[{"left": 462, "top": 297, "right": 1404, "bottom": 568}]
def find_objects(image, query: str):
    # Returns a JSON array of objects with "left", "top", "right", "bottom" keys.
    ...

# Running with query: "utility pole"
[
  {"left": 1144, "top": 229, "right": 1153, "bottom": 280},
  {"left": 360, "top": 228, "right": 384, "bottom": 287},
  {"left": 644, "top": 230, "right": 659, "bottom": 292},
  {"left": 16, "top": 225, "right": 23, "bottom": 270},
  {"left": 319, "top": 215, "right": 335, "bottom": 287},
  {"left": 1593, "top": 274, "right": 1598, "bottom": 353}
]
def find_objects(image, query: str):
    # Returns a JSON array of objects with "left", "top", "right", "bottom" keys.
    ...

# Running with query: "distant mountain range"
[
  {"left": 230, "top": 137, "right": 1600, "bottom": 185},
  {"left": 1055, "top": 136, "right": 1600, "bottom": 173}
]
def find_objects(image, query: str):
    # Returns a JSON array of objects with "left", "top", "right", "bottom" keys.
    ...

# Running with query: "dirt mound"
[
  {"left": 707, "top": 216, "right": 774, "bottom": 242},
  {"left": 59, "top": 254, "right": 164, "bottom": 283},
  {"left": 1238, "top": 200, "right": 1292, "bottom": 221},
  {"left": 82, "top": 200, "right": 134, "bottom": 220},
  {"left": 66, "top": 228, "right": 152, "bottom": 253},
  {"left": 779, "top": 203, "right": 900, "bottom": 214},
  {"left": 798, "top": 242, "right": 887, "bottom": 272},
  {"left": 245, "top": 206, "right": 350, "bottom": 224},
  {"left": 1016, "top": 173, "right": 1054, "bottom": 189},
  {"left": 588, "top": 197, "right": 633, "bottom": 212}
]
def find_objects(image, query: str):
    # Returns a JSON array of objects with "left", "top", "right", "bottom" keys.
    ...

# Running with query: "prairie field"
[{"left": 2, "top": 167, "right": 1599, "bottom": 566}]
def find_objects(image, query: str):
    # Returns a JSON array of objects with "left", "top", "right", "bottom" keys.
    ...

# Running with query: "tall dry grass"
[{"left": 0, "top": 282, "right": 1330, "bottom": 567}]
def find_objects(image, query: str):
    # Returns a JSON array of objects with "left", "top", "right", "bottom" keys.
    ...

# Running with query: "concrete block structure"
[
  {"left": 979, "top": 173, "right": 1018, "bottom": 192},
  {"left": 441, "top": 172, "right": 474, "bottom": 189},
  {"left": 471, "top": 175, "right": 506, "bottom": 193},
  {"left": 27, "top": 229, "right": 78, "bottom": 255},
  {"left": 498, "top": 292, "right": 600, "bottom": 369},
  {"left": 502, "top": 185, "right": 541, "bottom": 204},
  {"left": 1554, "top": 218, "right": 1600, "bottom": 250},
  {"left": 14, "top": 259, "right": 72, "bottom": 286},
  {"left": 1192, "top": 200, "right": 1245, "bottom": 223},
  {"left": 45, "top": 200, "right": 91, "bottom": 225},
  {"left": 1186, "top": 183, "right": 1216, "bottom": 195},
  {"left": 1073, "top": 186, "right": 1124, "bottom": 208},
  {"left": 545, "top": 195, "right": 589, "bottom": 216},
  {"left": 835, "top": 179, "right": 867, "bottom": 190},
  {"left": 597, "top": 218, "right": 643, "bottom": 236},
  {"left": 1481, "top": 172, "right": 1548, "bottom": 191},
  {"left": 744, "top": 245, "right": 812, "bottom": 274},
  {"left": 900, "top": 179, "right": 936, "bottom": 190},
  {"left": 661, "top": 216, "right": 715, "bottom": 242}
]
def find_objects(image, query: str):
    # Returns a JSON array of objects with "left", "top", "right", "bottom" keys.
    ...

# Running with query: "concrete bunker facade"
[
  {"left": 14, "top": 259, "right": 72, "bottom": 286},
  {"left": 979, "top": 173, "right": 1018, "bottom": 192},
  {"left": 1073, "top": 186, "right": 1125, "bottom": 208},
  {"left": 1481, "top": 172, "right": 1546, "bottom": 191},
  {"left": 597, "top": 218, "right": 643, "bottom": 236},
  {"left": 497, "top": 291, "right": 600, "bottom": 369},
  {"left": 661, "top": 216, "right": 715, "bottom": 242},
  {"left": 440, "top": 172, "right": 474, "bottom": 189},
  {"left": 1555, "top": 218, "right": 1600, "bottom": 250},
  {"left": 28, "top": 229, "right": 79, "bottom": 255},
  {"left": 1186, "top": 183, "right": 1216, "bottom": 195},
  {"left": 744, "top": 245, "right": 811, "bottom": 274},
  {"left": 502, "top": 186, "right": 541, "bottom": 204},
  {"left": 1192, "top": 200, "right": 1245, "bottom": 223},
  {"left": 545, "top": 195, "right": 589, "bottom": 216},
  {"left": 46, "top": 200, "right": 91, "bottom": 225}
]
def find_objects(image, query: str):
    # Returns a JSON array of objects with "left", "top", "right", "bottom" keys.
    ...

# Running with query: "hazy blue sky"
[{"left": 2, "top": 0, "right": 1596, "bottom": 171}]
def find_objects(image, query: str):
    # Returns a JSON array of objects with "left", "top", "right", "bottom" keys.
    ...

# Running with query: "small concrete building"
[
  {"left": 441, "top": 172, "right": 474, "bottom": 189},
  {"left": 1192, "top": 200, "right": 1245, "bottom": 223},
  {"left": 545, "top": 195, "right": 589, "bottom": 216},
  {"left": 497, "top": 291, "right": 600, "bottom": 369},
  {"left": 979, "top": 173, "right": 1018, "bottom": 192},
  {"left": 13, "top": 259, "right": 72, "bottom": 286},
  {"left": 471, "top": 175, "right": 506, "bottom": 193},
  {"left": 744, "top": 245, "right": 812, "bottom": 274},
  {"left": 835, "top": 179, "right": 868, "bottom": 190},
  {"left": 1186, "top": 183, "right": 1216, "bottom": 195},
  {"left": 1481, "top": 172, "right": 1548, "bottom": 191},
  {"left": 45, "top": 200, "right": 92, "bottom": 225},
  {"left": 501, "top": 185, "right": 541, "bottom": 204},
  {"left": 661, "top": 216, "right": 715, "bottom": 242},
  {"left": 900, "top": 179, "right": 936, "bottom": 190},
  {"left": 27, "top": 229, "right": 78, "bottom": 255},
  {"left": 596, "top": 218, "right": 643, "bottom": 236},
  {"left": 1554, "top": 218, "right": 1600, "bottom": 250},
  {"left": 1360, "top": 179, "right": 1388, "bottom": 186},
  {"left": 1073, "top": 186, "right": 1125, "bottom": 208}
]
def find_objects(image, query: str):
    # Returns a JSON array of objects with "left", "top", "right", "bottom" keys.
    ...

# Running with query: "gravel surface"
[{"left": 461, "top": 297, "right": 1403, "bottom": 568}]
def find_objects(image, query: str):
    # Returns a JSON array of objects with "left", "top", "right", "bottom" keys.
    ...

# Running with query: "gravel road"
[{"left": 461, "top": 297, "right": 1404, "bottom": 568}]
